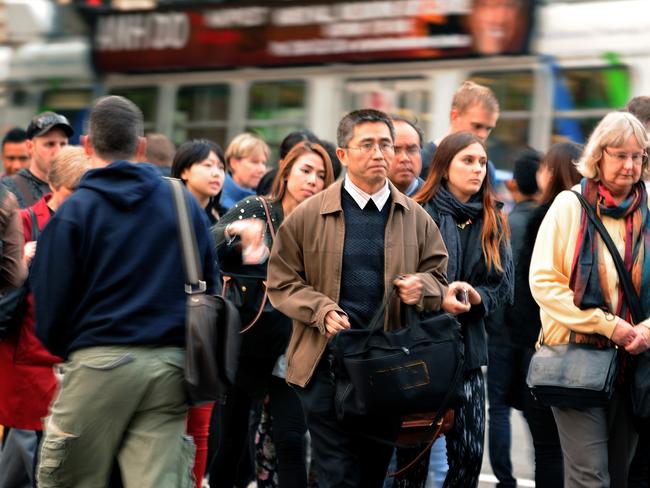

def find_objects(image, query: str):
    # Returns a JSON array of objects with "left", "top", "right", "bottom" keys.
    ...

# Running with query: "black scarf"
[{"left": 427, "top": 185, "right": 483, "bottom": 282}]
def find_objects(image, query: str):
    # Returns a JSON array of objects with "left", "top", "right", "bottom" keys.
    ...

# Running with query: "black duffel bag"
[{"left": 330, "top": 288, "right": 464, "bottom": 421}]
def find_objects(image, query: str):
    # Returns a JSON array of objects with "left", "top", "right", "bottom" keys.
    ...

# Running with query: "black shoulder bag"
[
  {"left": 527, "top": 191, "right": 644, "bottom": 410},
  {"left": 168, "top": 178, "right": 242, "bottom": 405},
  {"left": 0, "top": 208, "right": 38, "bottom": 339}
]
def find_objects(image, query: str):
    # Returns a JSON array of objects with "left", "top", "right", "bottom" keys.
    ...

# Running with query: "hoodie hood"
[{"left": 78, "top": 161, "right": 162, "bottom": 209}]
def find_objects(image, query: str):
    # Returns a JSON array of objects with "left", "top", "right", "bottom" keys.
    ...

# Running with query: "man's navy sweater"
[{"left": 338, "top": 189, "right": 390, "bottom": 329}]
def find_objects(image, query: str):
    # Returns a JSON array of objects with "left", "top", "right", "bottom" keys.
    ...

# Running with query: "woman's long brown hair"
[
  {"left": 414, "top": 131, "right": 509, "bottom": 272},
  {"left": 269, "top": 141, "right": 334, "bottom": 202}
]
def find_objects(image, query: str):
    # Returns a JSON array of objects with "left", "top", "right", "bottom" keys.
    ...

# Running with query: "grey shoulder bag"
[{"left": 526, "top": 191, "right": 623, "bottom": 409}]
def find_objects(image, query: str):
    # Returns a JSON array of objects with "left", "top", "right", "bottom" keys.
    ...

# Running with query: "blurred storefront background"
[{"left": 0, "top": 0, "right": 649, "bottom": 168}]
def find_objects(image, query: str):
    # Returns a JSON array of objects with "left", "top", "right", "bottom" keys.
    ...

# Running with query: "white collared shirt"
[{"left": 343, "top": 174, "right": 390, "bottom": 211}]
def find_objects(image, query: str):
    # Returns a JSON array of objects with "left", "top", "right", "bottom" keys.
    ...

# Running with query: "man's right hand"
[
  {"left": 325, "top": 310, "right": 350, "bottom": 337},
  {"left": 611, "top": 318, "right": 637, "bottom": 347}
]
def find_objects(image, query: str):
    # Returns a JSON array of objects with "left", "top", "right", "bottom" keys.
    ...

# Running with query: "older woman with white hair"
[{"left": 529, "top": 111, "right": 650, "bottom": 487}]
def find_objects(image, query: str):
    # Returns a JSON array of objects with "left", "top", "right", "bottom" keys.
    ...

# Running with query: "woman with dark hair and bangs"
[
  {"left": 172, "top": 139, "right": 227, "bottom": 225},
  {"left": 412, "top": 131, "right": 513, "bottom": 488}
]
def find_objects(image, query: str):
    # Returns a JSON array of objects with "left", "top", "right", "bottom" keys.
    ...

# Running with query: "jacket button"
[{"left": 241, "top": 286, "right": 247, "bottom": 292}]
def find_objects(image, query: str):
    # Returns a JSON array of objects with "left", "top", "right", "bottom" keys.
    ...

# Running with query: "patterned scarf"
[{"left": 569, "top": 178, "right": 650, "bottom": 330}]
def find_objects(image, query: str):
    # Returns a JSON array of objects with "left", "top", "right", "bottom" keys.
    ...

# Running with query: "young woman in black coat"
[{"left": 413, "top": 132, "right": 513, "bottom": 488}]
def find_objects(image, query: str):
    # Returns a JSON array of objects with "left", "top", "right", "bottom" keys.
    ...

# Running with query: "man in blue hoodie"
[{"left": 31, "top": 96, "right": 215, "bottom": 487}]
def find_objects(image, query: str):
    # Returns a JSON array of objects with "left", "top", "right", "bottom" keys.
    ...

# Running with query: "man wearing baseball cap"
[{"left": 2, "top": 111, "right": 72, "bottom": 208}]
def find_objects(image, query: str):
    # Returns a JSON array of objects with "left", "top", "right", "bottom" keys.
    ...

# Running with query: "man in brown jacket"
[{"left": 268, "top": 109, "right": 467, "bottom": 487}]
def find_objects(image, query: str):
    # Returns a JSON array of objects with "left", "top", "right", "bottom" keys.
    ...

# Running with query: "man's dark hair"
[
  {"left": 171, "top": 139, "right": 225, "bottom": 179},
  {"left": 625, "top": 96, "right": 650, "bottom": 126},
  {"left": 2, "top": 128, "right": 28, "bottom": 148},
  {"left": 512, "top": 148, "right": 541, "bottom": 196},
  {"left": 318, "top": 139, "right": 342, "bottom": 180},
  {"left": 391, "top": 116, "right": 424, "bottom": 146},
  {"left": 88, "top": 96, "right": 143, "bottom": 161},
  {"left": 279, "top": 129, "right": 320, "bottom": 159},
  {"left": 337, "top": 109, "right": 395, "bottom": 148}
]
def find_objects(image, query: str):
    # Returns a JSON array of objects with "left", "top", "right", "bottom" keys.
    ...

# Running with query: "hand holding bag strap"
[
  {"left": 572, "top": 191, "right": 644, "bottom": 324},
  {"left": 167, "top": 178, "right": 205, "bottom": 294}
]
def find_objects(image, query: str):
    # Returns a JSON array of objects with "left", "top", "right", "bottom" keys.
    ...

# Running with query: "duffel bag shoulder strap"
[
  {"left": 572, "top": 191, "right": 643, "bottom": 324},
  {"left": 167, "top": 177, "right": 205, "bottom": 295}
]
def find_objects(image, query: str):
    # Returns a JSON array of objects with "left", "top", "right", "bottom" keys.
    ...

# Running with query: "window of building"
[
  {"left": 40, "top": 88, "right": 94, "bottom": 144},
  {"left": 468, "top": 70, "right": 534, "bottom": 171},
  {"left": 552, "top": 66, "right": 630, "bottom": 144},
  {"left": 245, "top": 80, "right": 306, "bottom": 161},
  {"left": 108, "top": 86, "right": 158, "bottom": 132},
  {"left": 173, "top": 84, "right": 230, "bottom": 147},
  {"left": 344, "top": 78, "right": 431, "bottom": 136}
]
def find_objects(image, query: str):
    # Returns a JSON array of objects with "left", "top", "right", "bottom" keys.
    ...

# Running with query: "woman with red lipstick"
[
  {"left": 209, "top": 141, "right": 334, "bottom": 488},
  {"left": 413, "top": 131, "right": 513, "bottom": 488}
]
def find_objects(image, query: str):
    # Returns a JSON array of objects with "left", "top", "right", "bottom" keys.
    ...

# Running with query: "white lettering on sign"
[
  {"left": 322, "top": 19, "right": 413, "bottom": 38},
  {"left": 272, "top": 6, "right": 337, "bottom": 26},
  {"left": 203, "top": 7, "right": 270, "bottom": 28},
  {"left": 95, "top": 12, "right": 190, "bottom": 51},
  {"left": 268, "top": 34, "right": 471, "bottom": 57}
]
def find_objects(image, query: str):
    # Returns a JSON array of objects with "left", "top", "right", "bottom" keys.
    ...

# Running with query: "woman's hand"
[
  {"left": 625, "top": 325, "right": 650, "bottom": 355},
  {"left": 611, "top": 318, "right": 637, "bottom": 348},
  {"left": 442, "top": 282, "right": 472, "bottom": 315},
  {"left": 394, "top": 275, "right": 424, "bottom": 306},
  {"left": 23, "top": 241, "right": 36, "bottom": 266},
  {"left": 225, "top": 219, "right": 265, "bottom": 248}
]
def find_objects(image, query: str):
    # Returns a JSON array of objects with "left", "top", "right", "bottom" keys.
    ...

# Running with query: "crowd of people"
[{"left": 0, "top": 81, "right": 648, "bottom": 488}]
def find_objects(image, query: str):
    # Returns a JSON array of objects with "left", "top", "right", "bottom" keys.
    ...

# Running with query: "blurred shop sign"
[{"left": 90, "top": 0, "right": 535, "bottom": 73}]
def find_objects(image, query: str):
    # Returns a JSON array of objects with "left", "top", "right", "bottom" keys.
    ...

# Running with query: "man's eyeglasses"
[
  {"left": 394, "top": 144, "right": 420, "bottom": 156},
  {"left": 346, "top": 142, "right": 395, "bottom": 155},
  {"left": 603, "top": 148, "right": 648, "bottom": 165}
]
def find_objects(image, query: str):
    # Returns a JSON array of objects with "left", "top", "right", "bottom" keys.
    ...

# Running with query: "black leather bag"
[
  {"left": 169, "top": 178, "right": 241, "bottom": 405},
  {"left": 526, "top": 342, "right": 618, "bottom": 408},
  {"left": 0, "top": 209, "right": 38, "bottom": 340},
  {"left": 330, "top": 288, "right": 464, "bottom": 420}
]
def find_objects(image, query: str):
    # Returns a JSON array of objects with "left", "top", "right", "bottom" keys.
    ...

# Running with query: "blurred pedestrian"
[
  {"left": 420, "top": 81, "right": 499, "bottom": 180},
  {"left": 414, "top": 131, "right": 513, "bottom": 488},
  {"left": 210, "top": 141, "right": 334, "bottom": 488},
  {"left": 1, "top": 128, "right": 30, "bottom": 178},
  {"left": 529, "top": 112, "right": 650, "bottom": 487},
  {"left": 0, "top": 185, "right": 25, "bottom": 292},
  {"left": 31, "top": 96, "right": 216, "bottom": 488},
  {"left": 0, "top": 146, "right": 91, "bottom": 488},
  {"left": 506, "top": 142, "right": 581, "bottom": 487},
  {"left": 145, "top": 133, "right": 176, "bottom": 177},
  {"left": 221, "top": 133, "right": 269, "bottom": 210},
  {"left": 267, "top": 109, "right": 452, "bottom": 487},
  {"left": 625, "top": 95, "right": 650, "bottom": 488},
  {"left": 2, "top": 112, "right": 72, "bottom": 208}
]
